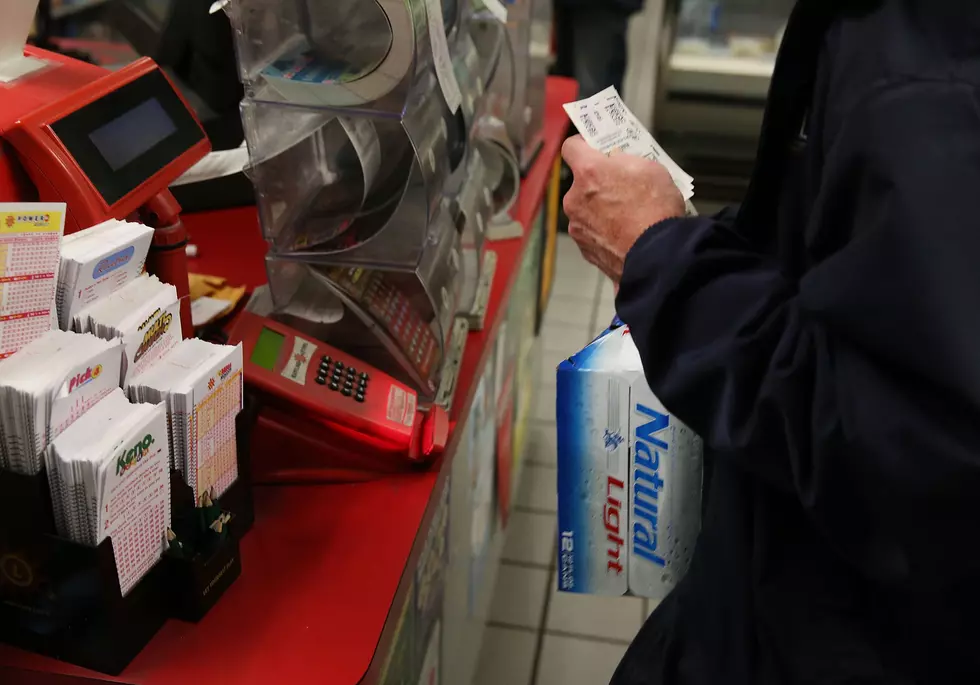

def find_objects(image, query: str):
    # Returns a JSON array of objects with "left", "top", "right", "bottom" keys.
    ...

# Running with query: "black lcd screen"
[
  {"left": 51, "top": 69, "right": 205, "bottom": 206},
  {"left": 88, "top": 98, "right": 177, "bottom": 171}
]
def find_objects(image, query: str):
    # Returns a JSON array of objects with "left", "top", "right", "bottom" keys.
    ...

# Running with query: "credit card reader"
[{"left": 228, "top": 308, "right": 450, "bottom": 482}]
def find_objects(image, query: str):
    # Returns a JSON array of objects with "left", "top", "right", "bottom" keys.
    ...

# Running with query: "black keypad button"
[
  {"left": 315, "top": 376, "right": 326, "bottom": 385},
  {"left": 355, "top": 393, "right": 365, "bottom": 403},
  {"left": 342, "top": 387, "right": 352, "bottom": 397},
  {"left": 344, "top": 382, "right": 354, "bottom": 392},
  {"left": 334, "top": 361, "right": 344, "bottom": 370},
  {"left": 329, "top": 382, "right": 339, "bottom": 391},
  {"left": 360, "top": 372, "right": 369, "bottom": 380},
  {"left": 321, "top": 355, "right": 331, "bottom": 365}
]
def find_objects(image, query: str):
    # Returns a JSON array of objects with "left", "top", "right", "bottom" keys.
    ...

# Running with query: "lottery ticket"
[{"left": 563, "top": 87, "right": 696, "bottom": 203}]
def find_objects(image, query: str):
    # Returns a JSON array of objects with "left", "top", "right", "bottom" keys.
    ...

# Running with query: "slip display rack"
[{"left": 0, "top": 400, "right": 258, "bottom": 675}]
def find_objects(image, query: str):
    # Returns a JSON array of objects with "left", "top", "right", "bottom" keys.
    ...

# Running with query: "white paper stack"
[
  {"left": 563, "top": 86, "right": 696, "bottom": 205},
  {"left": 56, "top": 220, "right": 155, "bottom": 331},
  {"left": 75, "top": 275, "right": 182, "bottom": 384},
  {"left": 0, "top": 330, "right": 123, "bottom": 475},
  {"left": 44, "top": 388, "right": 171, "bottom": 597},
  {"left": 127, "top": 339, "right": 243, "bottom": 502}
]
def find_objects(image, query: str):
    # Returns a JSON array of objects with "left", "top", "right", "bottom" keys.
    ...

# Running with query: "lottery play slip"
[{"left": 556, "top": 321, "right": 704, "bottom": 599}]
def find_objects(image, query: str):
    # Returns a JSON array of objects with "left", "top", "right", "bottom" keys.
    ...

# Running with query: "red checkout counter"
[{"left": 0, "top": 64, "right": 575, "bottom": 684}]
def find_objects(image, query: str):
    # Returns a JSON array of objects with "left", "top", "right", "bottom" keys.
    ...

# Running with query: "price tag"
[{"left": 425, "top": 0, "right": 462, "bottom": 113}]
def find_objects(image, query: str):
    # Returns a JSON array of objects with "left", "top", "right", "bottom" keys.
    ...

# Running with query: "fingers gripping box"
[{"left": 556, "top": 323, "right": 703, "bottom": 599}]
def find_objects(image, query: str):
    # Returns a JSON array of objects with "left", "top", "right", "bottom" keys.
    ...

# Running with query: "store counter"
[{"left": 0, "top": 76, "right": 575, "bottom": 685}]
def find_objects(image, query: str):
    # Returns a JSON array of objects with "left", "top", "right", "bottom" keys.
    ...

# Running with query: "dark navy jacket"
[{"left": 613, "top": 1, "right": 980, "bottom": 683}]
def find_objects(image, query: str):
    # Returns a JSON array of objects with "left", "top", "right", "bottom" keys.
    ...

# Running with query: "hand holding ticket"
[
  {"left": 560, "top": 87, "right": 696, "bottom": 282},
  {"left": 563, "top": 86, "right": 696, "bottom": 206}
]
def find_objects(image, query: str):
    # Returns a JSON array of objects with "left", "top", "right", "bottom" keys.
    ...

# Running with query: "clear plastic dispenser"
[
  {"left": 474, "top": 115, "right": 520, "bottom": 222},
  {"left": 453, "top": 148, "right": 493, "bottom": 319},
  {"left": 477, "top": 0, "right": 550, "bottom": 168},
  {"left": 264, "top": 201, "right": 462, "bottom": 402},
  {"left": 243, "top": 71, "right": 460, "bottom": 255},
  {"left": 228, "top": 0, "right": 509, "bottom": 404},
  {"left": 227, "top": 0, "right": 467, "bottom": 114}
]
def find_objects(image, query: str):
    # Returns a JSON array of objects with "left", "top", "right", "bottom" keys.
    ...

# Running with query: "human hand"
[{"left": 561, "top": 136, "right": 685, "bottom": 283}]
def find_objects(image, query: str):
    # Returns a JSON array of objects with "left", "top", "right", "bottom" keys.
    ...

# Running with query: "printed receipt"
[{"left": 564, "top": 86, "right": 696, "bottom": 205}]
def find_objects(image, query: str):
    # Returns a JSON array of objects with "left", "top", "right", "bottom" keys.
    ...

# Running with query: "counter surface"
[{"left": 0, "top": 77, "right": 576, "bottom": 685}]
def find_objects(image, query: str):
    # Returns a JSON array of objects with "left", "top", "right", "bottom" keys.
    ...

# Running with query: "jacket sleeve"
[{"left": 616, "top": 79, "right": 980, "bottom": 588}]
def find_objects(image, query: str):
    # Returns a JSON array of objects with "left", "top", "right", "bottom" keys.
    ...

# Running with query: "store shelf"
[{"left": 0, "top": 76, "right": 576, "bottom": 685}]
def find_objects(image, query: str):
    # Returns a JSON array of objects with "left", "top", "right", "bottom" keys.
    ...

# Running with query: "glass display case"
[
  {"left": 657, "top": 0, "right": 794, "bottom": 201},
  {"left": 675, "top": 0, "right": 793, "bottom": 55}
]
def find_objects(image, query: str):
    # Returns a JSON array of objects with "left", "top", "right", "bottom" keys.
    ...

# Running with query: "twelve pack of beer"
[{"left": 556, "top": 322, "right": 703, "bottom": 598}]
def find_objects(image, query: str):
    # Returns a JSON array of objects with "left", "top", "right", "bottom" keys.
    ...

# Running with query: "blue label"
[
  {"left": 632, "top": 403, "right": 669, "bottom": 568},
  {"left": 93, "top": 246, "right": 134, "bottom": 279}
]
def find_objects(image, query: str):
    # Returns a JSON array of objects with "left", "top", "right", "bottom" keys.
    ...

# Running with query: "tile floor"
[{"left": 472, "top": 234, "right": 657, "bottom": 685}]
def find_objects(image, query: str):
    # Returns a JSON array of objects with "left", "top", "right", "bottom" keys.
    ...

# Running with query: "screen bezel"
[{"left": 50, "top": 69, "right": 205, "bottom": 206}]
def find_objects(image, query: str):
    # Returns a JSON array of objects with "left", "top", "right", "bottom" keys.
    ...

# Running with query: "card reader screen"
[
  {"left": 251, "top": 328, "right": 286, "bottom": 371},
  {"left": 89, "top": 98, "right": 177, "bottom": 171}
]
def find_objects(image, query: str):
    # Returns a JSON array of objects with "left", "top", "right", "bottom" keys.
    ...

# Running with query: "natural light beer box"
[{"left": 556, "top": 321, "right": 704, "bottom": 599}]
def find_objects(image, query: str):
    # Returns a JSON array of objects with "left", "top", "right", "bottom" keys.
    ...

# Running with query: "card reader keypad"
[{"left": 316, "top": 355, "right": 368, "bottom": 402}]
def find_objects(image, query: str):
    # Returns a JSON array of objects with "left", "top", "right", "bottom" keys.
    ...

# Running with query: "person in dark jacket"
[
  {"left": 561, "top": 0, "right": 980, "bottom": 682},
  {"left": 553, "top": 0, "right": 644, "bottom": 98}
]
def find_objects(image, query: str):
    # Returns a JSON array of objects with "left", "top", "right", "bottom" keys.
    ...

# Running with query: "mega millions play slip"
[
  {"left": 56, "top": 218, "right": 155, "bottom": 331},
  {"left": 556, "top": 321, "right": 704, "bottom": 599}
]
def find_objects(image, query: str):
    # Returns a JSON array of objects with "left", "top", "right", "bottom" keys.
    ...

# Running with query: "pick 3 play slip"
[{"left": 556, "top": 320, "right": 704, "bottom": 599}]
